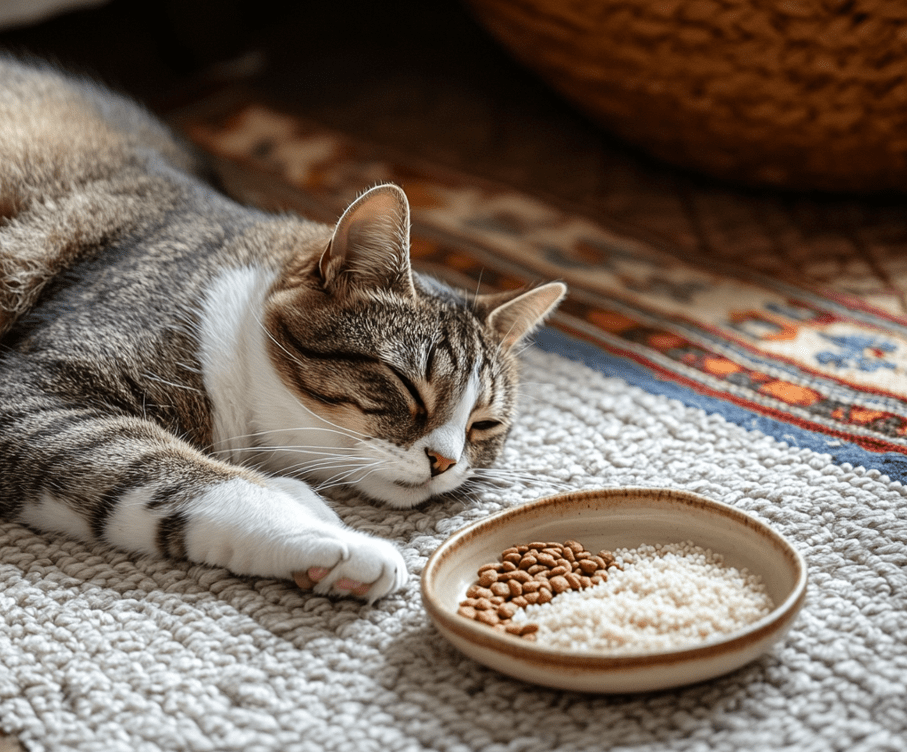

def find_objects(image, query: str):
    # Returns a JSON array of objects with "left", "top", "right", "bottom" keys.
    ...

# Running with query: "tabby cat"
[{"left": 0, "top": 56, "right": 565, "bottom": 601}]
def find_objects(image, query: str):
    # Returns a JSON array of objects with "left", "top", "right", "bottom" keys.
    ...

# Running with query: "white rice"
[{"left": 510, "top": 541, "right": 775, "bottom": 653}]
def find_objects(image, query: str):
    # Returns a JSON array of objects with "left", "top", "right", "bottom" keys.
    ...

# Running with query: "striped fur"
[{"left": 0, "top": 56, "right": 565, "bottom": 600}]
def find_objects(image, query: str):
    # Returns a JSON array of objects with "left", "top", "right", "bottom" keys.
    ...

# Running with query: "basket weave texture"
[{"left": 467, "top": 0, "right": 907, "bottom": 192}]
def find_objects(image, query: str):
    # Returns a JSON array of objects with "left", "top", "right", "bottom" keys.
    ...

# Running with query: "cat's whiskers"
[
  {"left": 278, "top": 450, "right": 383, "bottom": 474},
  {"left": 469, "top": 466, "right": 574, "bottom": 493},
  {"left": 142, "top": 372, "right": 203, "bottom": 394},
  {"left": 210, "top": 442, "right": 363, "bottom": 458},
  {"left": 210, "top": 424, "right": 370, "bottom": 453},
  {"left": 314, "top": 462, "right": 388, "bottom": 494},
  {"left": 309, "top": 458, "right": 388, "bottom": 492}
]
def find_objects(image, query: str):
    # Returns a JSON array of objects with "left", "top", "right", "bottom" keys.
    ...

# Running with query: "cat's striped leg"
[{"left": 4, "top": 407, "right": 407, "bottom": 601}]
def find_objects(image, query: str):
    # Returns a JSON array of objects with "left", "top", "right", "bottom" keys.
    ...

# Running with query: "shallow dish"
[{"left": 421, "top": 487, "right": 807, "bottom": 693}]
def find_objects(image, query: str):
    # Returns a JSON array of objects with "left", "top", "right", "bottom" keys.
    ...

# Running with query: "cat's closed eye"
[
  {"left": 385, "top": 364, "right": 427, "bottom": 417},
  {"left": 470, "top": 420, "right": 502, "bottom": 432}
]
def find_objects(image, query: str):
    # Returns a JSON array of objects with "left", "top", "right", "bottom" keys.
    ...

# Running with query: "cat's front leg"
[{"left": 182, "top": 475, "right": 408, "bottom": 602}]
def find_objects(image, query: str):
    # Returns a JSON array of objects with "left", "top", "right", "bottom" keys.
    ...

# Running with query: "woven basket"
[{"left": 467, "top": 0, "right": 907, "bottom": 192}]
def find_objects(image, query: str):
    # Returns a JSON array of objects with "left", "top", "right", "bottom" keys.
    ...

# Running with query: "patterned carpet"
[{"left": 174, "top": 91, "right": 907, "bottom": 482}]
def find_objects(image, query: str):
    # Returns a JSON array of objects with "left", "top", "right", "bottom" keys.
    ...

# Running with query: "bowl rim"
[{"left": 421, "top": 486, "right": 808, "bottom": 669}]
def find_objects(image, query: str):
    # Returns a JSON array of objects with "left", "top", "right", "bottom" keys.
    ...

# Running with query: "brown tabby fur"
[{"left": 0, "top": 55, "right": 565, "bottom": 599}]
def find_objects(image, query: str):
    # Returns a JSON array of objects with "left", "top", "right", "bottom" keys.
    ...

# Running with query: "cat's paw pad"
[
  {"left": 294, "top": 568, "right": 372, "bottom": 597},
  {"left": 293, "top": 534, "right": 408, "bottom": 602}
]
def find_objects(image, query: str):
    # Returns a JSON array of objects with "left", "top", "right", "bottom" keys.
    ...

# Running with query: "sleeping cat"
[{"left": 0, "top": 55, "right": 565, "bottom": 601}]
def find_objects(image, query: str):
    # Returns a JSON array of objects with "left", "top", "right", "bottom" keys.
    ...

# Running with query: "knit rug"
[
  {"left": 2, "top": 95, "right": 907, "bottom": 751},
  {"left": 2, "top": 348, "right": 905, "bottom": 751}
]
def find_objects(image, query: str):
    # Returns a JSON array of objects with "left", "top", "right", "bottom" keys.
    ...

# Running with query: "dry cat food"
[
  {"left": 457, "top": 540, "right": 618, "bottom": 640},
  {"left": 459, "top": 540, "right": 774, "bottom": 652},
  {"left": 510, "top": 541, "right": 775, "bottom": 653}
]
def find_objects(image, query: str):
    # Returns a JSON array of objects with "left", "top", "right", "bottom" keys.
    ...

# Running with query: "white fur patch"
[
  {"left": 198, "top": 266, "right": 277, "bottom": 465},
  {"left": 104, "top": 487, "right": 159, "bottom": 554},
  {"left": 17, "top": 491, "right": 93, "bottom": 542}
]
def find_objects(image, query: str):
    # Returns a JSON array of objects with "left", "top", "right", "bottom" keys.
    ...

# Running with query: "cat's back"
[
  {"left": 0, "top": 55, "right": 259, "bottom": 338},
  {"left": 0, "top": 54, "right": 200, "bottom": 187}
]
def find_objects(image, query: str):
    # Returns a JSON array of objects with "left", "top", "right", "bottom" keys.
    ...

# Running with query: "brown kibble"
[
  {"left": 519, "top": 555, "right": 537, "bottom": 570},
  {"left": 490, "top": 582, "right": 510, "bottom": 598},
  {"left": 478, "top": 570, "right": 499, "bottom": 587},
  {"left": 536, "top": 553, "right": 557, "bottom": 568},
  {"left": 464, "top": 539, "right": 617, "bottom": 634},
  {"left": 522, "top": 632, "right": 537, "bottom": 641}
]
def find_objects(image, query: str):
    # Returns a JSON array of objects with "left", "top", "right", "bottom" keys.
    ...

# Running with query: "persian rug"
[
  {"left": 1, "top": 92, "right": 906, "bottom": 752},
  {"left": 175, "top": 92, "right": 907, "bottom": 482}
]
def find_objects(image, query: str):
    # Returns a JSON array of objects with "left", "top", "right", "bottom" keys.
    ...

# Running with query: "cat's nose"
[{"left": 426, "top": 449, "right": 457, "bottom": 476}]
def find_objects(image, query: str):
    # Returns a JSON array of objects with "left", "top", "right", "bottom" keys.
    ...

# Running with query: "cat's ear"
[
  {"left": 478, "top": 282, "right": 567, "bottom": 350},
  {"left": 318, "top": 184, "right": 413, "bottom": 295}
]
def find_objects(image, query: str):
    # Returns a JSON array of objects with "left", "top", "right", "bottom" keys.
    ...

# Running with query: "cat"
[{"left": 0, "top": 55, "right": 565, "bottom": 601}]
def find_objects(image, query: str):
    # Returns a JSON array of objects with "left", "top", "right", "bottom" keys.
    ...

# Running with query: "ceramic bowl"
[{"left": 421, "top": 487, "right": 807, "bottom": 693}]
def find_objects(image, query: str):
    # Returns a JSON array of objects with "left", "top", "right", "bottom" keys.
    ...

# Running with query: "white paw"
[{"left": 299, "top": 528, "right": 408, "bottom": 603}]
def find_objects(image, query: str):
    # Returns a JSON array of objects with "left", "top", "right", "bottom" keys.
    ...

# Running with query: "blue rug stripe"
[{"left": 534, "top": 327, "right": 907, "bottom": 483}]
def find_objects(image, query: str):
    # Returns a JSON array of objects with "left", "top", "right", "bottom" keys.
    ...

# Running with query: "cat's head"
[{"left": 263, "top": 184, "right": 565, "bottom": 508}]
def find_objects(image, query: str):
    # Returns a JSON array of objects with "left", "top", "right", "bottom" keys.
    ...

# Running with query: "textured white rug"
[{"left": 2, "top": 345, "right": 906, "bottom": 752}]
